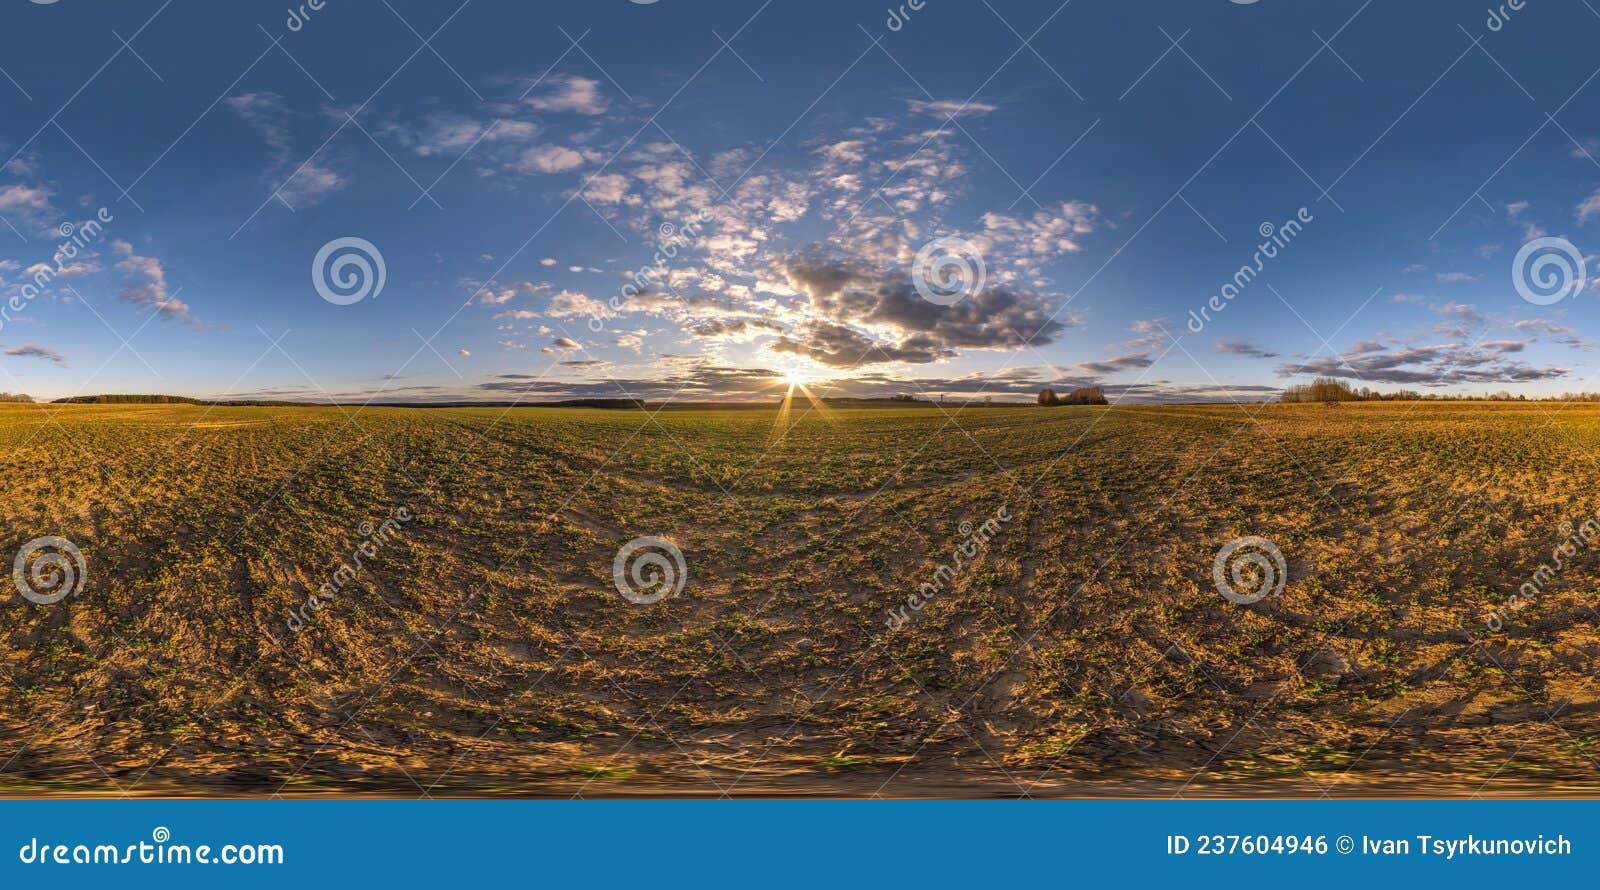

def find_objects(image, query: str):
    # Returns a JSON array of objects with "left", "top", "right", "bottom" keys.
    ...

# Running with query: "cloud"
[
  {"left": 1431, "top": 301, "right": 1484, "bottom": 338},
  {"left": 1277, "top": 340, "right": 1567, "bottom": 386},
  {"left": 1391, "top": 292, "right": 1426, "bottom": 303},
  {"left": 113, "top": 241, "right": 194, "bottom": 324},
  {"left": 517, "top": 144, "right": 587, "bottom": 174},
  {"left": 4, "top": 343, "right": 65, "bottom": 365},
  {"left": 769, "top": 321, "right": 956, "bottom": 367},
  {"left": 0, "top": 184, "right": 55, "bottom": 232},
  {"left": 778, "top": 248, "right": 1075, "bottom": 360},
  {"left": 686, "top": 317, "right": 785, "bottom": 340},
  {"left": 1077, "top": 353, "right": 1154, "bottom": 376},
  {"left": 1215, "top": 338, "right": 1278, "bottom": 359},
  {"left": 225, "top": 92, "right": 347, "bottom": 206},
  {"left": 1510, "top": 318, "right": 1573, "bottom": 334},
  {"left": 1506, "top": 201, "right": 1545, "bottom": 239},
  {"left": 523, "top": 75, "right": 608, "bottom": 115},
  {"left": 907, "top": 98, "right": 999, "bottom": 118},
  {"left": 467, "top": 279, "right": 549, "bottom": 305},
  {"left": 1581, "top": 189, "right": 1600, "bottom": 222},
  {"left": 1435, "top": 272, "right": 1477, "bottom": 283},
  {"left": 465, "top": 360, "right": 1282, "bottom": 405},
  {"left": 381, "top": 111, "right": 538, "bottom": 158}
]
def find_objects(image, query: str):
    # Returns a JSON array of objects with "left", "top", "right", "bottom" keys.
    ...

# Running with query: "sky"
[{"left": 4, "top": 0, "right": 1600, "bottom": 404}]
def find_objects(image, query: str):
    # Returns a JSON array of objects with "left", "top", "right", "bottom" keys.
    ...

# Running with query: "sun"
[{"left": 780, "top": 370, "right": 811, "bottom": 387}]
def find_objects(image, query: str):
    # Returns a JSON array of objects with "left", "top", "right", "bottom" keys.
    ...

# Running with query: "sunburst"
[{"left": 765, "top": 365, "right": 832, "bottom": 446}]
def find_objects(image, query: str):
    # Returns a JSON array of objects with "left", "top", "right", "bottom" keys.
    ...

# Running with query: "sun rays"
[{"left": 765, "top": 366, "right": 833, "bottom": 446}]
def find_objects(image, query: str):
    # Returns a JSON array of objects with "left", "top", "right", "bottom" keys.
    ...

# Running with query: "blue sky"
[{"left": 4, "top": 0, "right": 1600, "bottom": 403}]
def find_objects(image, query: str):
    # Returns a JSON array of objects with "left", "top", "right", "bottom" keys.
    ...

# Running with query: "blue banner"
[{"left": 0, "top": 801, "right": 1592, "bottom": 888}]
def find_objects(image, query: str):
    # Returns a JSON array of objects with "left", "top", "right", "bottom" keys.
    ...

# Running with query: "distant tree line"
[
  {"left": 0, "top": 392, "right": 33, "bottom": 403},
  {"left": 52, "top": 394, "right": 299, "bottom": 406},
  {"left": 1279, "top": 377, "right": 1556, "bottom": 403},
  {"left": 1038, "top": 387, "right": 1109, "bottom": 406}
]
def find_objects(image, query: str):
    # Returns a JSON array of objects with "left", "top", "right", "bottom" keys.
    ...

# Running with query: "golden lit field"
[{"left": 3, "top": 400, "right": 1600, "bottom": 797}]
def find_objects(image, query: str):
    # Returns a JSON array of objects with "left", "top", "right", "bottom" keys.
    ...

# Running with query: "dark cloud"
[
  {"left": 1077, "top": 353, "right": 1153, "bottom": 376},
  {"left": 778, "top": 249, "right": 1072, "bottom": 362},
  {"left": 1215, "top": 339, "right": 1279, "bottom": 359},
  {"left": 3, "top": 343, "right": 65, "bottom": 365},
  {"left": 769, "top": 321, "right": 956, "bottom": 367},
  {"left": 1277, "top": 340, "right": 1568, "bottom": 386}
]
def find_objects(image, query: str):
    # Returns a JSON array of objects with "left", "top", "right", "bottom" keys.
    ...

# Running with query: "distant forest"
[
  {"left": 1276, "top": 377, "right": 1597, "bottom": 403},
  {"left": 1037, "top": 387, "right": 1109, "bottom": 406},
  {"left": 51, "top": 394, "right": 299, "bottom": 406}
]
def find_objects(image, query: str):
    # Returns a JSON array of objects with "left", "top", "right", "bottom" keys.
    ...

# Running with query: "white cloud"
[
  {"left": 524, "top": 75, "right": 608, "bottom": 115},
  {"left": 113, "top": 241, "right": 194, "bottom": 324},
  {"left": 517, "top": 144, "right": 586, "bottom": 174},
  {"left": 907, "top": 98, "right": 999, "bottom": 118}
]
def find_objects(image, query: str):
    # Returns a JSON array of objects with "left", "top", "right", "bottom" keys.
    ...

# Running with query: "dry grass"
[{"left": 2, "top": 400, "right": 1599, "bottom": 797}]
